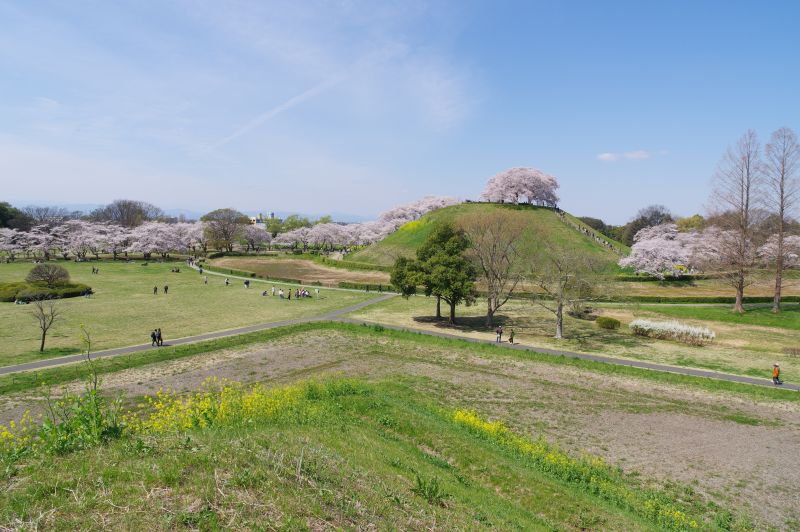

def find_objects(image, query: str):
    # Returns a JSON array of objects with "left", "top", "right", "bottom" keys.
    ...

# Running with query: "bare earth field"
[
  {"left": 211, "top": 257, "right": 391, "bottom": 286},
  {"left": 4, "top": 329, "right": 798, "bottom": 528}
]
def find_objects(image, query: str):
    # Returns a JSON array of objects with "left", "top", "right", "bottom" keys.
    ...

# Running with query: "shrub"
[
  {"left": 26, "top": 264, "right": 70, "bottom": 288},
  {"left": 629, "top": 319, "right": 715, "bottom": 346},
  {"left": 596, "top": 317, "right": 621, "bottom": 330},
  {"left": 338, "top": 281, "right": 395, "bottom": 291},
  {"left": 0, "top": 282, "right": 91, "bottom": 302}
]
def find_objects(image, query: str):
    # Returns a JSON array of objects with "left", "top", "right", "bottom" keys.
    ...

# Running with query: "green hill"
[{"left": 351, "top": 203, "right": 628, "bottom": 270}]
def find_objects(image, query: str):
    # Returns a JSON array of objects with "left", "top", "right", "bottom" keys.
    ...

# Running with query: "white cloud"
[{"left": 596, "top": 150, "right": 657, "bottom": 162}]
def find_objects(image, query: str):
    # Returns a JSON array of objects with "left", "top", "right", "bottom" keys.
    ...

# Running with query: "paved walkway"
[
  {"left": 0, "top": 294, "right": 396, "bottom": 377},
  {"left": 1, "top": 289, "right": 796, "bottom": 392},
  {"left": 336, "top": 318, "right": 799, "bottom": 392}
]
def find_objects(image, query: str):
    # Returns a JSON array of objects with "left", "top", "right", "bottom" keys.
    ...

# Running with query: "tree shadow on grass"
[{"left": 412, "top": 314, "right": 512, "bottom": 333}]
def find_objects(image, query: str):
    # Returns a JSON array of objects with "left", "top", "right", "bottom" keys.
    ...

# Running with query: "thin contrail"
[
  {"left": 210, "top": 44, "right": 405, "bottom": 150},
  {"left": 211, "top": 74, "right": 347, "bottom": 149}
]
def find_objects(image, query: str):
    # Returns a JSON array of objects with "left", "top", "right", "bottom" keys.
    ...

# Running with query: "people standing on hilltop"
[
  {"left": 225, "top": 278, "right": 230, "bottom": 286},
  {"left": 153, "top": 285, "right": 158, "bottom": 295},
  {"left": 204, "top": 276, "right": 208, "bottom": 284},
  {"left": 156, "top": 328, "right": 163, "bottom": 346},
  {"left": 271, "top": 286, "right": 276, "bottom": 296},
  {"left": 163, "top": 285, "right": 169, "bottom": 295}
]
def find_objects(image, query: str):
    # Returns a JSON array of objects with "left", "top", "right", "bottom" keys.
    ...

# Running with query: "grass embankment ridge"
[
  {"left": 2, "top": 322, "right": 795, "bottom": 403},
  {"left": 1, "top": 378, "right": 747, "bottom": 529}
]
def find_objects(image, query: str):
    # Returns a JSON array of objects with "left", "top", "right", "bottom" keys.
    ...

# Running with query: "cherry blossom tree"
[
  {"left": 618, "top": 224, "right": 701, "bottom": 279},
  {"left": 242, "top": 224, "right": 272, "bottom": 252},
  {"left": 759, "top": 234, "right": 800, "bottom": 270},
  {"left": 0, "top": 228, "right": 24, "bottom": 261},
  {"left": 481, "top": 167, "right": 560, "bottom": 206}
]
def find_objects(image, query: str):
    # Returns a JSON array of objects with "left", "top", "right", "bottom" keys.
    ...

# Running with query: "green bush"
[
  {"left": 0, "top": 282, "right": 92, "bottom": 302},
  {"left": 596, "top": 317, "right": 621, "bottom": 330},
  {"left": 338, "top": 281, "right": 395, "bottom": 292}
]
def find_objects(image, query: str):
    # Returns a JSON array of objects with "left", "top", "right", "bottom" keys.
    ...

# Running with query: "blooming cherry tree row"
[{"left": 620, "top": 223, "right": 800, "bottom": 279}]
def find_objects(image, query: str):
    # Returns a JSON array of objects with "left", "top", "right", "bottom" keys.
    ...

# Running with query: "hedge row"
[
  {"left": 0, "top": 282, "right": 92, "bottom": 302},
  {"left": 613, "top": 274, "right": 715, "bottom": 283},
  {"left": 321, "top": 257, "right": 392, "bottom": 273},
  {"left": 612, "top": 295, "right": 800, "bottom": 304},
  {"left": 338, "top": 281, "right": 396, "bottom": 292}
]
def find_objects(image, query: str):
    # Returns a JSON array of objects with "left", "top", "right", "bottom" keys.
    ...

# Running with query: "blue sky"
[{"left": 1, "top": 0, "right": 798, "bottom": 223}]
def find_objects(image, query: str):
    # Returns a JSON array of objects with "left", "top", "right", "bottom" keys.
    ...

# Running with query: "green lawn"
[
  {"left": 0, "top": 261, "right": 370, "bottom": 367},
  {"left": 642, "top": 303, "right": 800, "bottom": 331},
  {"left": 346, "top": 295, "right": 800, "bottom": 383}
]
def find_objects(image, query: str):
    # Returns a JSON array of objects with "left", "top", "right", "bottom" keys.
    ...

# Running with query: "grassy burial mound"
[
  {"left": 349, "top": 203, "right": 628, "bottom": 271},
  {"left": 0, "top": 376, "right": 747, "bottom": 530}
]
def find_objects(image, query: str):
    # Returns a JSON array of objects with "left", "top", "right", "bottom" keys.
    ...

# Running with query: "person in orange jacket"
[{"left": 772, "top": 364, "right": 782, "bottom": 385}]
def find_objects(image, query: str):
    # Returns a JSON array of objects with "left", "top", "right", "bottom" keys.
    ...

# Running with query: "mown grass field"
[
  {"left": 0, "top": 261, "right": 370, "bottom": 367},
  {"left": 345, "top": 295, "right": 800, "bottom": 383},
  {"left": 2, "top": 325, "right": 796, "bottom": 529},
  {"left": 349, "top": 203, "right": 626, "bottom": 270}
]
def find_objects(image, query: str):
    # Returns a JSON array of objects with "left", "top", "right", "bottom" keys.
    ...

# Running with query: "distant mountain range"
[{"left": 9, "top": 202, "right": 374, "bottom": 224}]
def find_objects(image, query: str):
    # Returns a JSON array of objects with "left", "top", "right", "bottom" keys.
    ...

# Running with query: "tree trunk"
[
  {"left": 733, "top": 273, "right": 745, "bottom": 314},
  {"left": 449, "top": 301, "right": 456, "bottom": 324},
  {"left": 773, "top": 236, "right": 784, "bottom": 313},
  {"left": 555, "top": 301, "right": 563, "bottom": 339},
  {"left": 39, "top": 330, "right": 46, "bottom": 352},
  {"left": 435, "top": 296, "right": 442, "bottom": 321},
  {"left": 485, "top": 298, "right": 495, "bottom": 327}
]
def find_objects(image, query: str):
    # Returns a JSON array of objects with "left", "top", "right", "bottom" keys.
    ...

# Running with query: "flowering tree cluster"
[
  {"left": 480, "top": 167, "right": 559, "bottom": 207},
  {"left": 274, "top": 196, "right": 460, "bottom": 250},
  {"left": 0, "top": 220, "right": 211, "bottom": 261},
  {"left": 619, "top": 222, "right": 800, "bottom": 280}
]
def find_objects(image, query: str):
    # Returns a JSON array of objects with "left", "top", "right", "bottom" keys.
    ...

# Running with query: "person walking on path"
[
  {"left": 495, "top": 326, "right": 503, "bottom": 343},
  {"left": 156, "top": 328, "right": 163, "bottom": 346},
  {"left": 153, "top": 285, "right": 158, "bottom": 295},
  {"left": 773, "top": 364, "right": 783, "bottom": 385},
  {"left": 508, "top": 329, "right": 515, "bottom": 344},
  {"left": 163, "top": 285, "right": 169, "bottom": 295},
  {"left": 150, "top": 330, "right": 157, "bottom": 346}
]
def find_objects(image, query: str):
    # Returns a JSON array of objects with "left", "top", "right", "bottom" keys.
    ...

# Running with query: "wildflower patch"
[{"left": 452, "top": 409, "right": 701, "bottom": 530}]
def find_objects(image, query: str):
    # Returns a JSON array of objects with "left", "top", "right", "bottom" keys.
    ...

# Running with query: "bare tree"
[
  {"left": 30, "top": 298, "right": 61, "bottom": 352},
  {"left": 528, "top": 241, "right": 598, "bottom": 339},
  {"left": 26, "top": 264, "right": 70, "bottom": 288},
  {"left": 23, "top": 205, "right": 71, "bottom": 227},
  {"left": 459, "top": 210, "right": 526, "bottom": 326},
  {"left": 764, "top": 127, "right": 800, "bottom": 312},
  {"left": 708, "top": 130, "right": 764, "bottom": 313},
  {"left": 90, "top": 199, "right": 163, "bottom": 227},
  {"left": 201, "top": 208, "right": 250, "bottom": 252}
]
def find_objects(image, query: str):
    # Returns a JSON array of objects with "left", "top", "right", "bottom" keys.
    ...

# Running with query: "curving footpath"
[
  {"left": 0, "top": 289, "right": 796, "bottom": 392},
  {"left": 0, "top": 294, "right": 396, "bottom": 377}
]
